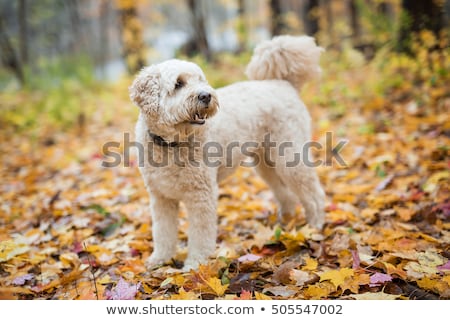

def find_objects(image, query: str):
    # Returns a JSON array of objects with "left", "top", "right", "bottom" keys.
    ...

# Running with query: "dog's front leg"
[
  {"left": 182, "top": 189, "right": 218, "bottom": 271},
  {"left": 145, "top": 192, "right": 179, "bottom": 268}
]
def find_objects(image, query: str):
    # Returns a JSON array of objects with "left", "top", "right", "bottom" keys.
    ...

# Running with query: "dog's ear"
[{"left": 129, "top": 65, "right": 160, "bottom": 117}]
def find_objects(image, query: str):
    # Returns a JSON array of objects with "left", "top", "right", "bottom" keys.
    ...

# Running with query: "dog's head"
[{"left": 129, "top": 59, "right": 219, "bottom": 134}]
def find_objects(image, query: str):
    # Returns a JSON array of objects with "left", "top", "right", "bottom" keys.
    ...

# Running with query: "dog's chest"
[{"left": 139, "top": 145, "right": 212, "bottom": 199}]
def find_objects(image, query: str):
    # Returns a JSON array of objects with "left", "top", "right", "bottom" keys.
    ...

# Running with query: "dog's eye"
[{"left": 175, "top": 79, "right": 184, "bottom": 90}]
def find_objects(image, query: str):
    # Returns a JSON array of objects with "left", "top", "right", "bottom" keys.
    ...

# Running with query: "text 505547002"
[{"left": 269, "top": 304, "right": 343, "bottom": 315}]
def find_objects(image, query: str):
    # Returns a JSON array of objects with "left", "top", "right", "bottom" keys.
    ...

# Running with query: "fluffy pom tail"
[{"left": 245, "top": 35, "right": 324, "bottom": 89}]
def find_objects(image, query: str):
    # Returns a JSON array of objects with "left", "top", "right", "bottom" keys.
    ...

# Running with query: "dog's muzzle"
[{"left": 189, "top": 91, "right": 216, "bottom": 125}]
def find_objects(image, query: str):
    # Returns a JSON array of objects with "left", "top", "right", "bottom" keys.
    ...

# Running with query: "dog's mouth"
[{"left": 189, "top": 112, "right": 207, "bottom": 125}]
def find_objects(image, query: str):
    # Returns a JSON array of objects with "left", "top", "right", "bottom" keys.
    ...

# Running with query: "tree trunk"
[
  {"left": 304, "top": 0, "right": 319, "bottom": 36},
  {"left": 0, "top": 15, "right": 24, "bottom": 84},
  {"left": 270, "top": 0, "right": 285, "bottom": 36},
  {"left": 185, "top": 0, "right": 211, "bottom": 60},
  {"left": 99, "top": 0, "right": 110, "bottom": 68},
  {"left": 117, "top": 1, "right": 146, "bottom": 74},
  {"left": 349, "top": 0, "right": 360, "bottom": 46},
  {"left": 398, "top": 0, "right": 445, "bottom": 52},
  {"left": 18, "top": 0, "right": 28, "bottom": 65},
  {"left": 236, "top": 0, "right": 247, "bottom": 52},
  {"left": 322, "top": 0, "right": 336, "bottom": 48}
]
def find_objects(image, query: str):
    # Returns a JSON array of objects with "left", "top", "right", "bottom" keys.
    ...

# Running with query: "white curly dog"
[{"left": 130, "top": 35, "right": 325, "bottom": 270}]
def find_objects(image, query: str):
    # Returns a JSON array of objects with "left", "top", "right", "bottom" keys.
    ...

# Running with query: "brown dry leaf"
[
  {"left": 263, "top": 285, "right": 297, "bottom": 298},
  {"left": 349, "top": 292, "right": 400, "bottom": 300},
  {"left": 289, "top": 269, "right": 314, "bottom": 287}
]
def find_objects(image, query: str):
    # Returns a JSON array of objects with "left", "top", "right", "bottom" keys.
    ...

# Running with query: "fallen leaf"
[
  {"left": 254, "top": 291, "right": 272, "bottom": 300},
  {"left": 320, "top": 268, "right": 354, "bottom": 288},
  {"left": 351, "top": 250, "right": 361, "bottom": 269},
  {"left": 0, "top": 240, "right": 30, "bottom": 262},
  {"left": 302, "top": 257, "right": 318, "bottom": 271},
  {"left": 423, "top": 171, "right": 449, "bottom": 192},
  {"left": 349, "top": 292, "right": 400, "bottom": 300},
  {"left": 375, "top": 174, "right": 395, "bottom": 192},
  {"left": 369, "top": 272, "right": 393, "bottom": 287},
  {"left": 205, "top": 277, "right": 229, "bottom": 296},
  {"left": 273, "top": 261, "right": 298, "bottom": 284},
  {"left": 238, "top": 253, "right": 261, "bottom": 263},
  {"left": 437, "top": 261, "right": 450, "bottom": 271},
  {"left": 289, "top": 269, "right": 313, "bottom": 287},
  {"left": 170, "top": 287, "right": 199, "bottom": 300},
  {"left": 236, "top": 289, "right": 252, "bottom": 300},
  {"left": 105, "top": 278, "right": 140, "bottom": 300},
  {"left": 12, "top": 273, "right": 34, "bottom": 286},
  {"left": 263, "top": 285, "right": 296, "bottom": 297},
  {"left": 417, "top": 250, "right": 446, "bottom": 267},
  {"left": 304, "top": 282, "right": 335, "bottom": 299}
]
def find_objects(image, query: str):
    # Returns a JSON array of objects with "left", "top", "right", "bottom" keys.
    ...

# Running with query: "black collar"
[{"left": 148, "top": 131, "right": 180, "bottom": 147}]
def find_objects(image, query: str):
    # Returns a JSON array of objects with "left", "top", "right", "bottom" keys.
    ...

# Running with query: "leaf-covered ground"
[{"left": 1, "top": 46, "right": 449, "bottom": 300}]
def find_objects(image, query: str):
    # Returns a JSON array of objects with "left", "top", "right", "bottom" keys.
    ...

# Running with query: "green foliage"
[
  {"left": 355, "top": 0, "right": 398, "bottom": 48},
  {"left": 0, "top": 55, "right": 109, "bottom": 132},
  {"left": 308, "top": 29, "right": 449, "bottom": 120}
]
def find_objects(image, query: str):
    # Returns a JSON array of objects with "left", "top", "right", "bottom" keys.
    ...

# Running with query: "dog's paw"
[
  {"left": 145, "top": 254, "right": 169, "bottom": 270},
  {"left": 182, "top": 257, "right": 206, "bottom": 272},
  {"left": 309, "top": 215, "right": 324, "bottom": 231}
]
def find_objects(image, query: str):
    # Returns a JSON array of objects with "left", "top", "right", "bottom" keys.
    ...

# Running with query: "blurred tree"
[
  {"left": 236, "top": 0, "right": 247, "bottom": 52},
  {"left": 183, "top": 0, "right": 211, "bottom": 60},
  {"left": 303, "top": 0, "right": 319, "bottom": 36},
  {"left": 18, "top": 0, "right": 28, "bottom": 65},
  {"left": 99, "top": 0, "right": 111, "bottom": 69},
  {"left": 398, "top": 0, "right": 446, "bottom": 52},
  {"left": 349, "top": 0, "right": 360, "bottom": 45},
  {"left": 322, "top": 0, "right": 337, "bottom": 48},
  {"left": 117, "top": 0, "right": 146, "bottom": 74},
  {"left": 0, "top": 14, "right": 24, "bottom": 84},
  {"left": 270, "top": 0, "right": 285, "bottom": 36}
]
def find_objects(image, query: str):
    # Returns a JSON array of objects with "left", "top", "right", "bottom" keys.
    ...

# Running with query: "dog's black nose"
[{"left": 198, "top": 92, "right": 211, "bottom": 105}]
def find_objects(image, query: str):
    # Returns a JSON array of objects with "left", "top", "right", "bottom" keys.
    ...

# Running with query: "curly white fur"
[
  {"left": 246, "top": 35, "right": 323, "bottom": 88},
  {"left": 129, "top": 35, "right": 325, "bottom": 271}
]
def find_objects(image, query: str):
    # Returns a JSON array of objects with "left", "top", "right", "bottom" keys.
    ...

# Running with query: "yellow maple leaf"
[
  {"left": 340, "top": 273, "right": 370, "bottom": 294},
  {"left": 320, "top": 268, "right": 354, "bottom": 288},
  {"left": 205, "top": 277, "right": 229, "bottom": 296},
  {"left": 255, "top": 291, "right": 272, "bottom": 300},
  {"left": 0, "top": 240, "right": 30, "bottom": 262},
  {"left": 417, "top": 277, "right": 449, "bottom": 295},
  {"left": 170, "top": 287, "right": 198, "bottom": 300},
  {"left": 304, "top": 282, "right": 335, "bottom": 299},
  {"left": 302, "top": 257, "right": 318, "bottom": 271}
]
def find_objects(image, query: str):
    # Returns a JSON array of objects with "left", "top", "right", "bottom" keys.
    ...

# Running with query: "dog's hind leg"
[
  {"left": 255, "top": 160, "right": 298, "bottom": 223},
  {"left": 279, "top": 164, "right": 325, "bottom": 230}
]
